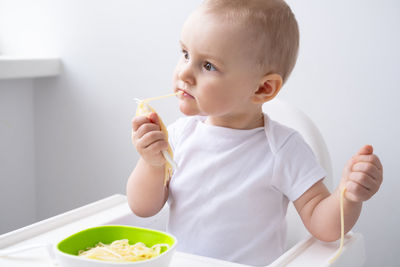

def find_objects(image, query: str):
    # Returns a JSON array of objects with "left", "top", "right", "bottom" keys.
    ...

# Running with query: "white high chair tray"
[{"left": 0, "top": 194, "right": 365, "bottom": 267}]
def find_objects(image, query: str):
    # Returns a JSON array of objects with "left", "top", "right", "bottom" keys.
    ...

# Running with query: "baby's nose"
[{"left": 178, "top": 64, "right": 195, "bottom": 85}]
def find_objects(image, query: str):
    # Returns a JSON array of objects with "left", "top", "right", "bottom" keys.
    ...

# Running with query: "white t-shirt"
[{"left": 167, "top": 114, "right": 326, "bottom": 266}]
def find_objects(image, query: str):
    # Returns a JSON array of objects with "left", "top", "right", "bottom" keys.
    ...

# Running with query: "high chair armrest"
[{"left": 268, "top": 232, "right": 365, "bottom": 267}]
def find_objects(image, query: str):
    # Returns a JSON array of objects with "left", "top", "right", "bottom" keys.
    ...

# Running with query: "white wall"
[
  {"left": 0, "top": 0, "right": 399, "bottom": 266},
  {"left": 0, "top": 0, "right": 199, "bottom": 224},
  {"left": 0, "top": 79, "right": 36, "bottom": 233},
  {"left": 30, "top": 0, "right": 198, "bottom": 219}
]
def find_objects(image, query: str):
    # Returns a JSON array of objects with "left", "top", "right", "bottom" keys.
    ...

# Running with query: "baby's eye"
[
  {"left": 182, "top": 50, "right": 189, "bottom": 61},
  {"left": 204, "top": 62, "right": 217, "bottom": 71}
]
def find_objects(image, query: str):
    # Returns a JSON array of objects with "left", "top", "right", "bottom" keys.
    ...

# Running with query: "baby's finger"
[
  {"left": 148, "top": 112, "right": 160, "bottom": 126},
  {"left": 342, "top": 155, "right": 357, "bottom": 178},
  {"left": 132, "top": 116, "right": 151, "bottom": 132},
  {"left": 352, "top": 162, "right": 381, "bottom": 181},
  {"left": 348, "top": 171, "right": 378, "bottom": 192},
  {"left": 135, "top": 123, "right": 161, "bottom": 140},
  {"left": 143, "top": 139, "right": 169, "bottom": 156},
  {"left": 345, "top": 181, "right": 371, "bottom": 202},
  {"left": 356, "top": 145, "right": 373, "bottom": 156},
  {"left": 375, "top": 154, "right": 383, "bottom": 170},
  {"left": 138, "top": 131, "right": 166, "bottom": 150},
  {"left": 353, "top": 154, "right": 383, "bottom": 172}
]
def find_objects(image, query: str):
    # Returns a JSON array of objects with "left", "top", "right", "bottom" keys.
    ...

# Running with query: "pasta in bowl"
[{"left": 55, "top": 225, "right": 177, "bottom": 267}]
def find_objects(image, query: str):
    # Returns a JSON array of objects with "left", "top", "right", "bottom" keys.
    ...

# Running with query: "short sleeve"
[{"left": 271, "top": 132, "right": 327, "bottom": 202}]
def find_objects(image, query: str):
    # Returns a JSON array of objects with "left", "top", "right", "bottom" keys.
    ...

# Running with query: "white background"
[{"left": 0, "top": 0, "right": 398, "bottom": 266}]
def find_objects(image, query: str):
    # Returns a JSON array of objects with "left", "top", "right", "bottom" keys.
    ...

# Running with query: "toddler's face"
[{"left": 173, "top": 9, "right": 263, "bottom": 123}]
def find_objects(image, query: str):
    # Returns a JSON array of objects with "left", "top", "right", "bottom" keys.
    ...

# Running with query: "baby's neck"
[{"left": 205, "top": 112, "right": 264, "bottom": 130}]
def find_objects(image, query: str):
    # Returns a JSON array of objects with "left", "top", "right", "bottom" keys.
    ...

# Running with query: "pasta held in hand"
[
  {"left": 78, "top": 239, "right": 169, "bottom": 262},
  {"left": 134, "top": 92, "right": 180, "bottom": 186}
]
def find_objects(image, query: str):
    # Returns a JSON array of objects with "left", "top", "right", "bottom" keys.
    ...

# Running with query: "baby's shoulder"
[{"left": 264, "top": 115, "right": 303, "bottom": 154}]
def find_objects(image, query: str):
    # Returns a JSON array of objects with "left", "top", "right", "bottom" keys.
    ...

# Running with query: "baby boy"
[{"left": 128, "top": 0, "right": 383, "bottom": 265}]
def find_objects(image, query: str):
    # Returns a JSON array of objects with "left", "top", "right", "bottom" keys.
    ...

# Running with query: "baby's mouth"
[
  {"left": 176, "top": 81, "right": 194, "bottom": 98},
  {"left": 177, "top": 89, "right": 194, "bottom": 99}
]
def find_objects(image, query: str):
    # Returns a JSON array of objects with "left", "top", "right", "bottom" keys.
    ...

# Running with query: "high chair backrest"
[{"left": 262, "top": 98, "right": 333, "bottom": 250}]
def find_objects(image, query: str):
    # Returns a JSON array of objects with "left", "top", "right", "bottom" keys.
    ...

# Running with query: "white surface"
[
  {"left": 0, "top": 195, "right": 127, "bottom": 248},
  {"left": 269, "top": 233, "right": 365, "bottom": 267},
  {"left": 0, "top": 195, "right": 249, "bottom": 267},
  {"left": 0, "top": 194, "right": 365, "bottom": 267},
  {"left": 0, "top": 56, "right": 61, "bottom": 79}
]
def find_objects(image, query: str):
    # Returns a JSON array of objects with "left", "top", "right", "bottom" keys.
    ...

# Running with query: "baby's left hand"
[{"left": 341, "top": 145, "right": 383, "bottom": 202}]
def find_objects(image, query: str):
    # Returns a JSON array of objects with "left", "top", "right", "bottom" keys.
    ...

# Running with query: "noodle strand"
[
  {"left": 328, "top": 187, "right": 346, "bottom": 264},
  {"left": 78, "top": 239, "right": 170, "bottom": 262}
]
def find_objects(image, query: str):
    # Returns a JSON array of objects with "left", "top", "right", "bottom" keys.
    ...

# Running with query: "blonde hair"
[{"left": 201, "top": 0, "right": 299, "bottom": 84}]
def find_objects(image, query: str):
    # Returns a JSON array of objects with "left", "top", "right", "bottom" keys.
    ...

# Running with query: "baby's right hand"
[{"left": 131, "top": 112, "right": 168, "bottom": 167}]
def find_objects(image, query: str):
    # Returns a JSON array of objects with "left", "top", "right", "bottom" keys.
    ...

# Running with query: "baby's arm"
[
  {"left": 126, "top": 112, "right": 169, "bottom": 217},
  {"left": 294, "top": 145, "right": 383, "bottom": 242}
]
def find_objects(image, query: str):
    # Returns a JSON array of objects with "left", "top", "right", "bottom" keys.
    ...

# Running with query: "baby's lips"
[
  {"left": 175, "top": 90, "right": 184, "bottom": 97},
  {"left": 182, "top": 90, "right": 195, "bottom": 99},
  {"left": 176, "top": 80, "right": 195, "bottom": 98}
]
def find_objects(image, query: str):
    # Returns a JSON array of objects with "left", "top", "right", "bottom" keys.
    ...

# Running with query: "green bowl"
[{"left": 55, "top": 225, "right": 177, "bottom": 267}]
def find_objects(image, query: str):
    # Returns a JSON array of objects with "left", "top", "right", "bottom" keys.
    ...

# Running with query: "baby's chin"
[{"left": 179, "top": 102, "right": 202, "bottom": 116}]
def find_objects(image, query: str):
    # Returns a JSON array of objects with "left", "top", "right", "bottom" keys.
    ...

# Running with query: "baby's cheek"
[{"left": 199, "top": 88, "right": 223, "bottom": 106}]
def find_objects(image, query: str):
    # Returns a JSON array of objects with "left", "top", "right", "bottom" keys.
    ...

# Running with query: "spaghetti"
[
  {"left": 78, "top": 239, "right": 169, "bottom": 262},
  {"left": 134, "top": 92, "right": 180, "bottom": 186},
  {"left": 328, "top": 187, "right": 346, "bottom": 264}
]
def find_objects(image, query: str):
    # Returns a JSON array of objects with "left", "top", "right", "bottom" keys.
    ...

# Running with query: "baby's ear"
[{"left": 252, "top": 73, "right": 282, "bottom": 104}]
